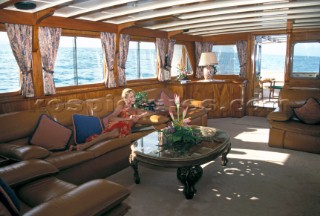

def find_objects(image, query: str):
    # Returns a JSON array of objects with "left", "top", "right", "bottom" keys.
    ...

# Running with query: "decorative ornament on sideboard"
[{"left": 176, "top": 64, "right": 191, "bottom": 83}]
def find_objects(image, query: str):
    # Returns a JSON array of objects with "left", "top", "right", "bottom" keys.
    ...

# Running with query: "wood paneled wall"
[{"left": 168, "top": 80, "right": 247, "bottom": 118}]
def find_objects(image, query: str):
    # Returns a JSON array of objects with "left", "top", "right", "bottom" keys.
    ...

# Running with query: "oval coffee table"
[{"left": 129, "top": 126, "right": 231, "bottom": 199}]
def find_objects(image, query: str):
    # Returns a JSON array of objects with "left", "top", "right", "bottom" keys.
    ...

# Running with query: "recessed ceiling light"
[{"left": 14, "top": 1, "right": 37, "bottom": 10}]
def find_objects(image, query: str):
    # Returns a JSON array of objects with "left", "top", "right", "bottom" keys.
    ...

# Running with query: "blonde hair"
[{"left": 121, "top": 88, "right": 135, "bottom": 99}]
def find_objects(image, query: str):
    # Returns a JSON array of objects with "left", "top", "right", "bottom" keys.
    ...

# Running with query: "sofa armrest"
[
  {"left": 0, "top": 144, "right": 51, "bottom": 161},
  {"left": 23, "top": 179, "right": 130, "bottom": 216},
  {"left": 267, "top": 108, "right": 293, "bottom": 122},
  {"left": 182, "top": 99, "right": 212, "bottom": 111}
]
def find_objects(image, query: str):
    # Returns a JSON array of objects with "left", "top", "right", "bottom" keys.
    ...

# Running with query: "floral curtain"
[
  {"left": 236, "top": 40, "right": 248, "bottom": 78},
  {"left": 167, "top": 39, "right": 176, "bottom": 78},
  {"left": 156, "top": 38, "right": 176, "bottom": 81},
  {"left": 5, "top": 23, "right": 34, "bottom": 97},
  {"left": 118, "top": 34, "right": 130, "bottom": 86},
  {"left": 101, "top": 32, "right": 116, "bottom": 88},
  {"left": 195, "top": 42, "right": 213, "bottom": 78},
  {"left": 39, "top": 27, "right": 61, "bottom": 95}
]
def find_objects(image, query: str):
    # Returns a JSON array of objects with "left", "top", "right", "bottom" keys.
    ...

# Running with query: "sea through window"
[
  {"left": 55, "top": 36, "right": 103, "bottom": 87},
  {"left": 126, "top": 41, "right": 156, "bottom": 80},
  {"left": 292, "top": 42, "right": 320, "bottom": 78},
  {"left": 171, "top": 44, "right": 193, "bottom": 77},
  {"left": 0, "top": 32, "right": 20, "bottom": 93},
  {"left": 212, "top": 45, "right": 240, "bottom": 75}
]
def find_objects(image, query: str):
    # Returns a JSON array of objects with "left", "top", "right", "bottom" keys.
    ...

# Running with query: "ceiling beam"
[
  {"left": 178, "top": 0, "right": 320, "bottom": 20},
  {"left": 106, "top": 0, "right": 282, "bottom": 24},
  {"left": 167, "top": 30, "right": 183, "bottom": 39},
  {"left": 33, "top": 8, "right": 55, "bottom": 24},
  {"left": 118, "top": 21, "right": 136, "bottom": 33},
  {"left": 162, "top": 13, "right": 320, "bottom": 32},
  {"left": 151, "top": 6, "right": 320, "bottom": 30}
]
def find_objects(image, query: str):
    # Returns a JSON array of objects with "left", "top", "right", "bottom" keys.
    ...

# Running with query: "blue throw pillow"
[
  {"left": 73, "top": 114, "right": 102, "bottom": 144},
  {"left": 0, "top": 178, "right": 20, "bottom": 216}
]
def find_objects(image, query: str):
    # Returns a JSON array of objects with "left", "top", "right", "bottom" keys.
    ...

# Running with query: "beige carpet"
[{"left": 107, "top": 117, "right": 320, "bottom": 216}]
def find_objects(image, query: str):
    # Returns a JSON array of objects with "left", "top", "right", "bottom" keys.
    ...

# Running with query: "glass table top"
[{"left": 132, "top": 126, "right": 230, "bottom": 161}]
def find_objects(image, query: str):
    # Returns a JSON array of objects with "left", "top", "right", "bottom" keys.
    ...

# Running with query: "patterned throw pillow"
[
  {"left": 160, "top": 91, "right": 175, "bottom": 107},
  {"left": 73, "top": 114, "right": 102, "bottom": 144},
  {"left": 293, "top": 97, "right": 320, "bottom": 125},
  {"left": 29, "top": 114, "right": 73, "bottom": 151},
  {"left": 0, "top": 178, "right": 20, "bottom": 216}
]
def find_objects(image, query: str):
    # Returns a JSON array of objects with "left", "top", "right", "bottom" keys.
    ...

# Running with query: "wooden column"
[
  {"left": 246, "top": 34, "right": 254, "bottom": 115},
  {"left": 285, "top": 20, "right": 293, "bottom": 86},
  {"left": 32, "top": 24, "right": 44, "bottom": 98}
]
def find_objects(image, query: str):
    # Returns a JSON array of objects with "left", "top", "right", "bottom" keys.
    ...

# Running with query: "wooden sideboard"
[{"left": 168, "top": 79, "right": 248, "bottom": 118}]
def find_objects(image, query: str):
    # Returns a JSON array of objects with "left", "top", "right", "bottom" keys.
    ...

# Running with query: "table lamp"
[{"left": 198, "top": 52, "right": 218, "bottom": 80}]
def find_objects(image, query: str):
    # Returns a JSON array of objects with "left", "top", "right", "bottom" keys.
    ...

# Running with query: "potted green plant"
[{"left": 134, "top": 92, "right": 148, "bottom": 108}]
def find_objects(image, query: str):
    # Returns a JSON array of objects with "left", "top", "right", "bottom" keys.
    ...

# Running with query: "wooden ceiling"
[{"left": 1, "top": 0, "right": 320, "bottom": 37}]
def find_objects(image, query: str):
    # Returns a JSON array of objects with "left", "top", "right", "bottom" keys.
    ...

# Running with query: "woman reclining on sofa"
[{"left": 87, "top": 88, "right": 150, "bottom": 142}]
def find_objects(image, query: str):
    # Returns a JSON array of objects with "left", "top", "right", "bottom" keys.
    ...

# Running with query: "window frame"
[
  {"left": 171, "top": 43, "right": 194, "bottom": 79},
  {"left": 125, "top": 39, "right": 157, "bottom": 81},
  {"left": 211, "top": 43, "right": 241, "bottom": 76},
  {"left": 291, "top": 41, "right": 320, "bottom": 79}
]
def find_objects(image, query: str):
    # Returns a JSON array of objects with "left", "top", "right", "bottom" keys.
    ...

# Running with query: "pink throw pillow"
[
  {"left": 160, "top": 91, "right": 175, "bottom": 107},
  {"left": 293, "top": 97, "right": 320, "bottom": 125},
  {"left": 29, "top": 114, "right": 73, "bottom": 151}
]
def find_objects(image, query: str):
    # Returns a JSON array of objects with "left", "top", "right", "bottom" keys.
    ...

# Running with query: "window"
[
  {"left": 212, "top": 45, "right": 240, "bottom": 75},
  {"left": 55, "top": 36, "right": 103, "bottom": 87},
  {"left": 126, "top": 41, "right": 156, "bottom": 80},
  {"left": 292, "top": 42, "right": 320, "bottom": 78},
  {"left": 0, "top": 32, "right": 20, "bottom": 93},
  {"left": 171, "top": 44, "right": 193, "bottom": 76}
]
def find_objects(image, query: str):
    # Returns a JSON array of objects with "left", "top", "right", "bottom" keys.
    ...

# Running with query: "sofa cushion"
[
  {"left": 0, "top": 144, "right": 51, "bottom": 161},
  {"left": 0, "top": 110, "right": 44, "bottom": 143},
  {"left": 0, "top": 160, "right": 58, "bottom": 188},
  {"left": 293, "top": 97, "right": 320, "bottom": 125},
  {"left": 271, "top": 121, "right": 320, "bottom": 136},
  {"left": 73, "top": 114, "right": 102, "bottom": 144},
  {"left": 102, "top": 112, "right": 113, "bottom": 128},
  {"left": 29, "top": 114, "right": 73, "bottom": 151},
  {"left": 0, "top": 178, "right": 20, "bottom": 216}
]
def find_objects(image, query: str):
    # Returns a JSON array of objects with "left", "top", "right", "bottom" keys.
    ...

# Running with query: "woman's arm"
[{"left": 108, "top": 104, "right": 130, "bottom": 122}]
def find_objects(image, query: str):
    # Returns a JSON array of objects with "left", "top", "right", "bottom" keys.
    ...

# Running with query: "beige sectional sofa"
[
  {"left": 0, "top": 94, "right": 168, "bottom": 185},
  {"left": 267, "top": 88, "right": 320, "bottom": 153},
  {"left": 0, "top": 89, "right": 209, "bottom": 215}
]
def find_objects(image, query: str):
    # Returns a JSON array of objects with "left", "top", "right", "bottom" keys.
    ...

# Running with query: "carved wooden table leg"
[
  {"left": 129, "top": 154, "right": 140, "bottom": 184},
  {"left": 177, "top": 165, "right": 203, "bottom": 199},
  {"left": 221, "top": 142, "right": 231, "bottom": 166}
]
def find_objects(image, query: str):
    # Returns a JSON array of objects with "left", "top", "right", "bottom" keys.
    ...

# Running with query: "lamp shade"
[{"left": 198, "top": 52, "right": 218, "bottom": 66}]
